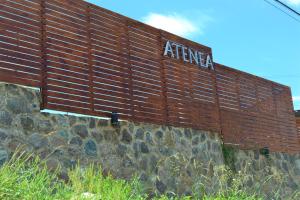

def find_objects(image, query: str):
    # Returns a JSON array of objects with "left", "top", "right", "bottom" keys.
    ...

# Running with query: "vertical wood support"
[
  {"left": 86, "top": 4, "right": 95, "bottom": 114},
  {"left": 40, "top": 0, "right": 48, "bottom": 109},
  {"left": 212, "top": 66, "right": 223, "bottom": 138},
  {"left": 272, "top": 83, "right": 279, "bottom": 119},
  {"left": 187, "top": 64, "right": 194, "bottom": 129},
  {"left": 235, "top": 72, "right": 242, "bottom": 145},
  {"left": 253, "top": 77, "right": 261, "bottom": 148},
  {"left": 125, "top": 20, "right": 135, "bottom": 120},
  {"left": 254, "top": 77, "right": 260, "bottom": 111},
  {"left": 235, "top": 73, "right": 241, "bottom": 111},
  {"left": 158, "top": 31, "right": 169, "bottom": 125},
  {"left": 271, "top": 83, "right": 281, "bottom": 151}
]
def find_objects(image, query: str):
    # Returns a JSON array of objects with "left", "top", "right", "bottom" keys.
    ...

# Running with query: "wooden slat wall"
[
  {"left": 128, "top": 21, "right": 166, "bottom": 124},
  {"left": 0, "top": 0, "right": 42, "bottom": 87},
  {"left": 215, "top": 64, "right": 300, "bottom": 153},
  {"left": 43, "top": 0, "right": 91, "bottom": 114},
  {"left": 296, "top": 117, "right": 300, "bottom": 140},
  {"left": 0, "top": 0, "right": 299, "bottom": 153},
  {"left": 161, "top": 31, "right": 220, "bottom": 132},
  {"left": 90, "top": 4, "right": 131, "bottom": 119}
]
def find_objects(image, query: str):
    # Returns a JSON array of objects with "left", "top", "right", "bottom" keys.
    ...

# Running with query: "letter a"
[
  {"left": 206, "top": 55, "right": 214, "bottom": 70},
  {"left": 163, "top": 41, "right": 174, "bottom": 58}
]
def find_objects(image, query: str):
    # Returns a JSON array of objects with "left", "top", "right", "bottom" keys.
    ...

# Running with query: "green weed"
[{"left": 0, "top": 150, "right": 299, "bottom": 200}]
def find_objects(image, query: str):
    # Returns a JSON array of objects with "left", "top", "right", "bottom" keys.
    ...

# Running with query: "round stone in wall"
[
  {"left": 192, "top": 147, "right": 199, "bottom": 155},
  {"left": 72, "top": 125, "right": 88, "bottom": 138},
  {"left": 128, "top": 123, "right": 134, "bottom": 133},
  {"left": 140, "top": 142, "right": 149, "bottom": 153},
  {"left": 37, "top": 119, "right": 53, "bottom": 133},
  {"left": 155, "top": 130, "right": 163, "bottom": 139},
  {"left": 103, "top": 130, "right": 114, "bottom": 142},
  {"left": 91, "top": 131, "right": 103, "bottom": 143},
  {"left": 28, "top": 133, "right": 49, "bottom": 149},
  {"left": 200, "top": 133, "right": 206, "bottom": 142},
  {"left": 20, "top": 116, "right": 34, "bottom": 131},
  {"left": 68, "top": 116, "right": 77, "bottom": 126},
  {"left": 0, "top": 94, "right": 5, "bottom": 109},
  {"left": 192, "top": 136, "right": 200, "bottom": 146},
  {"left": 0, "top": 111, "right": 12, "bottom": 127},
  {"left": 122, "top": 155, "right": 134, "bottom": 168},
  {"left": 184, "top": 129, "right": 192, "bottom": 139},
  {"left": 21, "top": 88, "right": 35, "bottom": 102},
  {"left": 0, "top": 130, "right": 8, "bottom": 140},
  {"left": 84, "top": 140, "right": 97, "bottom": 157},
  {"left": 174, "top": 129, "right": 183, "bottom": 137},
  {"left": 6, "top": 98, "right": 29, "bottom": 114},
  {"left": 135, "top": 128, "right": 144, "bottom": 140},
  {"left": 116, "top": 144, "right": 127, "bottom": 157},
  {"left": 121, "top": 129, "right": 132, "bottom": 144},
  {"left": 70, "top": 136, "right": 83, "bottom": 146},
  {"left": 5, "top": 84, "right": 20, "bottom": 96},
  {"left": 57, "top": 130, "right": 69, "bottom": 140},
  {"left": 89, "top": 119, "right": 96, "bottom": 129},
  {"left": 146, "top": 132, "right": 154, "bottom": 144}
]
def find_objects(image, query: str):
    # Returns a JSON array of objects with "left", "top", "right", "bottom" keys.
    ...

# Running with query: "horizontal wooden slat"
[
  {"left": 0, "top": 33, "right": 41, "bottom": 51},
  {"left": 0, "top": 54, "right": 40, "bottom": 69},
  {"left": 0, "top": 10, "right": 40, "bottom": 28},
  {"left": 47, "top": 92, "right": 90, "bottom": 106},
  {"left": 0, "top": 0, "right": 40, "bottom": 13},
  {"left": 0, "top": 70, "right": 40, "bottom": 87}
]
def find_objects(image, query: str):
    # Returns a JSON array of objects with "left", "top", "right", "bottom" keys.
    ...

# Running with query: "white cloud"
[
  {"left": 285, "top": 0, "right": 300, "bottom": 6},
  {"left": 142, "top": 12, "right": 211, "bottom": 38},
  {"left": 293, "top": 96, "right": 300, "bottom": 101}
]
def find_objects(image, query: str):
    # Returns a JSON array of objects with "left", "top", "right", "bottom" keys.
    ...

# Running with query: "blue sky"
[{"left": 86, "top": 0, "right": 300, "bottom": 110}]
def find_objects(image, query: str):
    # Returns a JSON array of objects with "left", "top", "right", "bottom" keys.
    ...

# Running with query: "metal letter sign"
[{"left": 163, "top": 41, "right": 214, "bottom": 70}]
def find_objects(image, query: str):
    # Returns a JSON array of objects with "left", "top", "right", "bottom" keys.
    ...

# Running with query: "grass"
[
  {"left": 0, "top": 151, "right": 298, "bottom": 200},
  {"left": 0, "top": 151, "right": 143, "bottom": 200}
]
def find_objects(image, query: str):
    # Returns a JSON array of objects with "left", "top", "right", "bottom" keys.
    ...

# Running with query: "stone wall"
[
  {"left": 0, "top": 82, "right": 299, "bottom": 198},
  {"left": 233, "top": 149, "right": 300, "bottom": 199},
  {"left": 0, "top": 83, "right": 224, "bottom": 196}
]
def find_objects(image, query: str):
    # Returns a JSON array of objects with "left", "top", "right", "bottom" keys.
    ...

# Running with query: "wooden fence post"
[
  {"left": 158, "top": 30, "right": 169, "bottom": 125},
  {"left": 40, "top": 0, "right": 48, "bottom": 109},
  {"left": 86, "top": 4, "right": 95, "bottom": 115},
  {"left": 125, "top": 20, "right": 135, "bottom": 120},
  {"left": 212, "top": 66, "right": 223, "bottom": 138}
]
